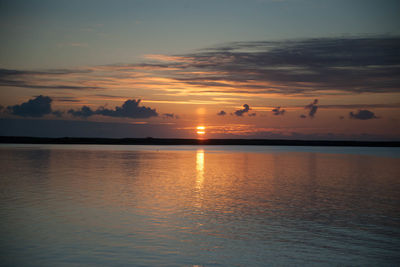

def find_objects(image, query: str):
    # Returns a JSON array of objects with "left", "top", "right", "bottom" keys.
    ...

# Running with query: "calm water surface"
[{"left": 1, "top": 145, "right": 399, "bottom": 266}]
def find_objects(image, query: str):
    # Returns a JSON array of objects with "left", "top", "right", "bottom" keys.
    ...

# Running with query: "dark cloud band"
[
  {"left": 7, "top": 95, "right": 53, "bottom": 117},
  {"left": 349, "top": 110, "right": 379, "bottom": 120},
  {"left": 1, "top": 36, "right": 399, "bottom": 97},
  {"left": 164, "top": 36, "right": 400, "bottom": 95},
  {"left": 68, "top": 99, "right": 158, "bottom": 119}
]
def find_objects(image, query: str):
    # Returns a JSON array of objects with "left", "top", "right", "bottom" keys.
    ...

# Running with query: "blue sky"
[{"left": 1, "top": 0, "right": 399, "bottom": 68}]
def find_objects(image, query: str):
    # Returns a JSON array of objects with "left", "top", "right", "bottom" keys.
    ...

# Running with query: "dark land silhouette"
[{"left": 0, "top": 136, "right": 398, "bottom": 147}]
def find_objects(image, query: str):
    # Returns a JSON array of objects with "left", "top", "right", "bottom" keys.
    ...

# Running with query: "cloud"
[
  {"left": 162, "top": 113, "right": 179, "bottom": 119},
  {"left": 272, "top": 106, "right": 286, "bottom": 115},
  {"left": 148, "top": 36, "right": 400, "bottom": 96},
  {"left": 349, "top": 109, "right": 379, "bottom": 120},
  {"left": 217, "top": 110, "right": 226, "bottom": 116},
  {"left": 1, "top": 36, "right": 399, "bottom": 98},
  {"left": 305, "top": 99, "right": 318, "bottom": 118},
  {"left": 0, "top": 68, "right": 92, "bottom": 76},
  {"left": 52, "top": 110, "right": 63, "bottom": 117},
  {"left": 96, "top": 99, "right": 158, "bottom": 118},
  {"left": 234, "top": 104, "right": 250, "bottom": 116},
  {"left": 68, "top": 99, "right": 158, "bottom": 119},
  {"left": 53, "top": 97, "right": 81, "bottom": 103},
  {"left": 319, "top": 103, "right": 400, "bottom": 109},
  {"left": 68, "top": 106, "right": 95, "bottom": 118},
  {"left": 7, "top": 95, "right": 53, "bottom": 117},
  {"left": 0, "top": 68, "right": 100, "bottom": 91}
]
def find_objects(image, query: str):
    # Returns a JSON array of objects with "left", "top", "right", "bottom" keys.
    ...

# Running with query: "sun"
[{"left": 196, "top": 126, "right": 205, "bottom": 135}]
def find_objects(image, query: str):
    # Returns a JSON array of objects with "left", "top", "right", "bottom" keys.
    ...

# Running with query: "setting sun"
[{"left": 196, "top": 126, "right": 206, "bottom": 135}]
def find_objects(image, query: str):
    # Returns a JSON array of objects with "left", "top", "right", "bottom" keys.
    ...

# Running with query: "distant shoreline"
[{"left": 0, "top": 136, "right": 399, "bottom": 147}]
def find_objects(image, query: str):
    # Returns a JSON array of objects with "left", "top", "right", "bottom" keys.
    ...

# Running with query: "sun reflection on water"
[
  {"left": 196, "top": 149, "right": 204, "bottom": 190},
  {"left": 195, "top": 149, "right": 205, "bottom": 210}
]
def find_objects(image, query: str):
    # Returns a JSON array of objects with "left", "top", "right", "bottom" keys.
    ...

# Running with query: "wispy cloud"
[
  {"left": 145, "top": 36, "right": 400, "bottom": 96},
  {"left": 319, "top": 103, "right": 400, "bottom": 109},
  {"left": 52, "top": 96, "right": 81, "bottom": 103},
  {"left": 271, "top": 106, "right": 286, "bottom": 115},
  {"left": 0, "top": 68, "right": 100, "bottom": 90},
  {"left": 162, "top": 113, "right": 179, "bottom": 119},
  {"left": 1, "top": 36, "right": 399, "bottom": 100}
]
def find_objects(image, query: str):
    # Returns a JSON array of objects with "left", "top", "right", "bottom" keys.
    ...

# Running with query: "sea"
[{"left": 0, "top": 144, "right": 399, "bottom": 266}]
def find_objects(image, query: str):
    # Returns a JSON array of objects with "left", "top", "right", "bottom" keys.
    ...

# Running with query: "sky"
[{"left": 1, "top": 0, "right": 399, "bottom": 140}]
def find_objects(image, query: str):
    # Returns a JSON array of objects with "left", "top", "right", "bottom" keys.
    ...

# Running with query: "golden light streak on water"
[
  {"left": 196, "top": 149, "right": 204, "bottom": 190},
  {"left": 195, "top": 149, "right": 205, "bottom": 209}
]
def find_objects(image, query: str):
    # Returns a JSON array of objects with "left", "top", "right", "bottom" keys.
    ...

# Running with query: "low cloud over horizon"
[
  {"left": 68, "top": 99, "right": 158, "bottom": 119},
  {"left": 4, "top": 96, "right": 159, "bottom": 119},
  {"left": 7, "top": 95, "right": 56, "bottom": 117},
  {"left": 349, "top": 110, "right": 379, "bottom": 120}
]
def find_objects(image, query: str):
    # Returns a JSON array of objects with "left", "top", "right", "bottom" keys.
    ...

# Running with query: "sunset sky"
[{"left": 1, "top": 0, "right": 399, "bottom": 140}]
